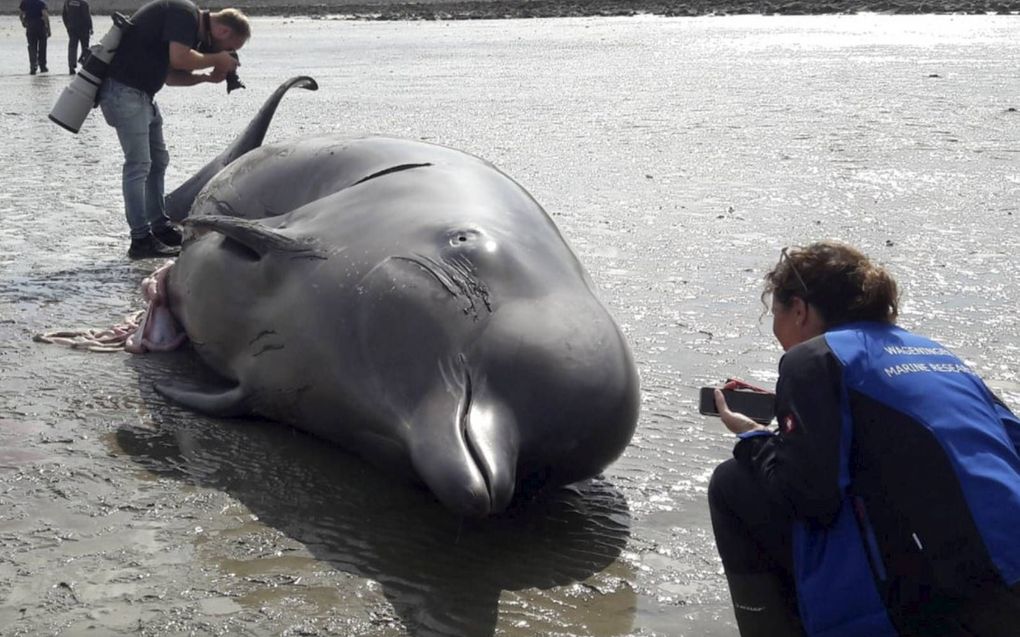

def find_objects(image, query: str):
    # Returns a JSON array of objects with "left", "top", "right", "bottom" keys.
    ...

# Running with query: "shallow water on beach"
[{"left": 1, "top": 12, "right": 1018, "bottom": 637}]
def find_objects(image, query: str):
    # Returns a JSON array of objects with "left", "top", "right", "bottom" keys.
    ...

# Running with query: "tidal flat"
[{"left": 1, "top": 13, "right": 1018, "bottom": 636}]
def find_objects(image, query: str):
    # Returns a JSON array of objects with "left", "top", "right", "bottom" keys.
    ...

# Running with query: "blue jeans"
[{"left": 99, "top": 79, "right": 172, "bottom": 239}]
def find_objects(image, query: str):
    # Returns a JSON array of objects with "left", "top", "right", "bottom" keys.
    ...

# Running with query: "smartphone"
[{"left": 699, "top": 387, "right": 776, "bottom": 425}]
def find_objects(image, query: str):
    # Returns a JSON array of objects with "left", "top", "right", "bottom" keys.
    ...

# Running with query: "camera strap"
[{"left": 198, "top": 11, "right": 213, "bottom": 51}]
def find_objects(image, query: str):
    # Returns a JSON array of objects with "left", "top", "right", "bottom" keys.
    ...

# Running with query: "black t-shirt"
[
  {"left": 108, "top": 0, "right": 200, "bottom": 98},
  {"left": 20, "top": 0, "right": 48, "bottom": 22},
  {"left": 62, "top": 0, "right": 92, "bottom": 34}
]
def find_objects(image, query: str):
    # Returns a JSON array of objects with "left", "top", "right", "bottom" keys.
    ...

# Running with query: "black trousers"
[
  {"left": 25, "top": 22, "right": 47, "bottom": 72},
  {"left": 709, "top": 458, "right": 1020, "bottom": 637},
  {"left": 67, "top": 30, "right": 90, "bottom": 72},
  {"left": 708, "top": 458, "right": 803, "bottom": 636}
]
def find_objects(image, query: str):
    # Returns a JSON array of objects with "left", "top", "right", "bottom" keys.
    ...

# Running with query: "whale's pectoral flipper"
[
  {"left": 183, "top": 215, "right": 326, "bottom": 260},
  {"left": 165, "top": 75, "right": 319, "bottom": 221},
  {"left": 154, "top": 381, "right": 249, "bottom": 418}
]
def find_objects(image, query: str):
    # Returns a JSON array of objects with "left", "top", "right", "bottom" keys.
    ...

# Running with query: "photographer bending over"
[
  {"left": 98, "top": 0, "right": 249, "bottom": 259},
  {"left": 709, "top": 241, "right": 1020, "bottom": 636}
]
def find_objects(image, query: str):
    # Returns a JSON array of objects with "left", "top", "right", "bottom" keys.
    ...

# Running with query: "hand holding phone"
[{"left": 698, "top": 386, "right": 775, "bottom": 426}]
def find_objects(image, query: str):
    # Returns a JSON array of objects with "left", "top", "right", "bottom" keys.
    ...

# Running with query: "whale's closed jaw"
[
  {"left": 409, "top": 363, "right": 519, "bottom": 517},
  {"left": 462, "top": 394, "right": 519, "bottom": 515}
]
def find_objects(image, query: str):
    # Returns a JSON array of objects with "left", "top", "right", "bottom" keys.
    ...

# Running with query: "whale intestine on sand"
[{"left": 43, "top": 76, "right": 641, "bottom": 517}]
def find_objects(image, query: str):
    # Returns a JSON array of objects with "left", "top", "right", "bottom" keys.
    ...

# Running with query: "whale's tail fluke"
[{"left": 165, "top": 76, "right": 318, "bottom": 222}]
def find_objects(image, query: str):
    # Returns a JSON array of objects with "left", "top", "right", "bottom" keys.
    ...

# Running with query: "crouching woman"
[{"left": 708, "top": 241, "right": 1020, "bottom": 636}]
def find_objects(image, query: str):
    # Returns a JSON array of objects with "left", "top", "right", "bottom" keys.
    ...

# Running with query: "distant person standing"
[
  {"left": 62, "top": 0, "right": 92, "bottom": 75},
  {"left": 19, "top": 0, "right": 51, "bottom": 75}
]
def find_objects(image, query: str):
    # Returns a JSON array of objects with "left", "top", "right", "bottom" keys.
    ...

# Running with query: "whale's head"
[
  {"left": 164, "top": 131, "right": 639, "bottom": 518},
  {"left": 345, "top": 214, "right": 640, "bottom": 517}
]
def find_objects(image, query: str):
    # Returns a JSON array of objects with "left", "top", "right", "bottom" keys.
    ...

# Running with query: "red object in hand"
[{"left": 723, "top": 378, "right": 774, "bottom": 395}]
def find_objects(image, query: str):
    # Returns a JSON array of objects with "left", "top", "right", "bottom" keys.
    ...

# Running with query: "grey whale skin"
[{"left": 157, "top": 77, "right": 640, "bottom": 517}]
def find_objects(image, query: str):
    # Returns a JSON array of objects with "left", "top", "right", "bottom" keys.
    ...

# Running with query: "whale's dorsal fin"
[
  {"left": 165, "top": 76, "right": 319, "bottom": 222},
  {"left": 183, "top": 215, "right": 326, "bottom": 260}
]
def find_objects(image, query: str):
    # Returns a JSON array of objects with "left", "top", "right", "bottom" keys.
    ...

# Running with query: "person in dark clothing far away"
[
  {"left": 62, "top": 0, "right": 92, "bottom": 75},
  {"left": 97, "top": 0, "right": 249, "bottom": 260},
  {"left": 19, "top": 0, "right": 51, "bottom": 75},
  {"left": 708, "top": 241, "right": 1020, "bottom": 637}
]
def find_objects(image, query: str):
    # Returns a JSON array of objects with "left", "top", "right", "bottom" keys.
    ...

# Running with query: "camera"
[{"left": 225, "top": 51, "right": 244, "bottom": 94}]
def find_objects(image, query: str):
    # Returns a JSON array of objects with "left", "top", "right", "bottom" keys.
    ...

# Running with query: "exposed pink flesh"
[{"left": 124, "top": 260, "right": 187, "bottom": 354}]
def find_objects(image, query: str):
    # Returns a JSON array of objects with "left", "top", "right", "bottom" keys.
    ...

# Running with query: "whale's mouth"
[
  {"left": 458, "top": 366, "right": 489, "bottom": 501},
  {"left": 410, "top": 357, "right": 518, "bottom": 518},
  {"left": 457, "top": 366, "right": 519, "bottom": 515}
]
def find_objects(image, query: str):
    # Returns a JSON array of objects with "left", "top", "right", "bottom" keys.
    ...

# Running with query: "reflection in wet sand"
[{"left": 113, "top": 365, "right": 636, "bottom": 636}]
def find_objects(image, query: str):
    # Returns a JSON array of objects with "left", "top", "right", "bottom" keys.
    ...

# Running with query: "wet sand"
[
  {"left": 2, "top": 11, "right": 1019, "bottom": 637},
  {"left": 9, "top": 0, "right": 1020, "bottom": 18}
]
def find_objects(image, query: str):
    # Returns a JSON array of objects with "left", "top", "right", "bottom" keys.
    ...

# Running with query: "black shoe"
[
  {"left": 128, "top": 235, "right": 180, "bottom": 260},
  {"left": 30, "top": 68, "right": 36, "bottom": 75},
  {"left": 69, "top": 69, "right": 76, "bottom": 75},
  {"left": 151, "top": 224, "right": 183, "bottom": 247},
  {"left": 40, "top": 66, "right": 48, "bottom": 73}
]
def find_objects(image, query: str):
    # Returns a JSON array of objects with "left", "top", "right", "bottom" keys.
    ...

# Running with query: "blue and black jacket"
[{"left": 735, "top": 321, "right": 1020, "bottom": 636}]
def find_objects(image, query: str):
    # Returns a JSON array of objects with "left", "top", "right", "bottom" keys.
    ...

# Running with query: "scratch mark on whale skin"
[{"left": 390, "top": 254, "right": 492, "bottom": 321}]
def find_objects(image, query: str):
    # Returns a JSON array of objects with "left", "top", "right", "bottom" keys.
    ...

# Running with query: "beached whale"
[{"left": 153, "top": 77, "right": 640, "bottom": 516}]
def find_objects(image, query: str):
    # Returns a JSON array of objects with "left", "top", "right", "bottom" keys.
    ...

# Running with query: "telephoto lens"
[{"left": 49, "top": 12, "right": 134, "bottom": 133}]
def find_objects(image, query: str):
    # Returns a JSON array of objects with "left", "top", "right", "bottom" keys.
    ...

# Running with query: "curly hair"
[{"left": 762, "top": 241, "right": 899, "bottom": 326}]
